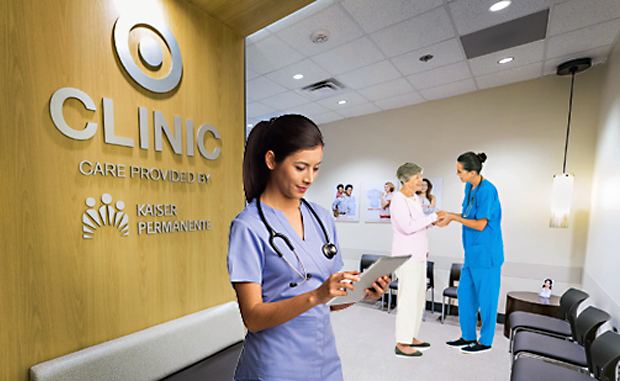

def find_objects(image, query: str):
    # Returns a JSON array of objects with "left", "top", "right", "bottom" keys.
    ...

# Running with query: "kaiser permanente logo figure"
[
  {"left": 113, "top": 14, "right": 183, "bottom": 93},
  {"left": 82, "top": 194, "right": 129, "bottom": 239}
]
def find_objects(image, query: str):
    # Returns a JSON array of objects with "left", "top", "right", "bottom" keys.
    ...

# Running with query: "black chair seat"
[
  {"left": 510, "top": 357, "right": 592, "bottom": 381},
  {"left": 389, "top": 279, "right": 398, "bottom": 290},
  {"left": 513, "top": 331, "right": 587, "bottom": 367},
  {"left": 443, "top": 286, "right": 457, "bottom": 298},
  {"left": 509, "top": 311, "right": 572, "bottom": 337}
]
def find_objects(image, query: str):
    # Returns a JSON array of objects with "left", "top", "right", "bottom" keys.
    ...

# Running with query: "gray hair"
[{"left": 396, "top": 162, "right": 423, "bottom": 184}]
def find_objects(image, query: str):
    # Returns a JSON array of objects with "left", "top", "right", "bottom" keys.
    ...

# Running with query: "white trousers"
[{"left": 394, "top": 260, "right": 426, "bottom": 344}]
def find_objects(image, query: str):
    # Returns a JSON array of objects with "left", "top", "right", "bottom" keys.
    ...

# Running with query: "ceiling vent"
[
  {"left": 460, "top": 8, "right": 549, "bottom": 59},
  {"left": 296, "top": 78, "right": 346, "bottom": 100}
]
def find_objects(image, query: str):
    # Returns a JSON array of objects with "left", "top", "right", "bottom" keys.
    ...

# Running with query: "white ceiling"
[{"left": 245, "top": 0, "right": 620, "bottom": 126}]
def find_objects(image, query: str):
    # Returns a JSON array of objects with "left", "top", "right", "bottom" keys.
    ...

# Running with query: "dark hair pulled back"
[
  {"left": 243, "top": 114, "right": 324, "bottom": 202},
  {"left": 457, "top": 152, "right": 487, "bottom": 174}
]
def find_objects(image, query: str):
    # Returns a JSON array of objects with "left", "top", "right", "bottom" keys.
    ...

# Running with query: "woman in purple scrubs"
[{"left": 227, "top": 114, "right": 389, "bottom": 380}]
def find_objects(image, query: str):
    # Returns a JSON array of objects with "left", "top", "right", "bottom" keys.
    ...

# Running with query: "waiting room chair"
[
  {"left": 512, "top": 306, "right": 611, "bottom": 371},
  {"left": 359, "top": 254, "right": 386, "bottom": 307},
  {"left": 423, "top": 261, "right": 434, "bottom": 321},
  {"left": 510, "top": 330, "right": 620, "bottom": 381},
  {"left": 360, "top": 254, "right": 385, "bottom": 272},
  {"left": 441, "top": 263, "right": 462, "bottom": 324},
  {"left": 386, "top": 260, "right": 435, "bottom": 315},
  {"left": 508, "top": 288, "right": 589, "bottom": 352},
  {"left": 386, "top": 279, "right": 398, "bottom": 313}
]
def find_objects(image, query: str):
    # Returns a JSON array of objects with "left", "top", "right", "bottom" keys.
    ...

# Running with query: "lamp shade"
[{"left": 550, "top": 173, "right": 574, "bottom": 228}]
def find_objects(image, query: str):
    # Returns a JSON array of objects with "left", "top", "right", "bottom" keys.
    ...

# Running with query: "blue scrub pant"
[{"left": 457, "top": 266, "right": 502, "bottom": 346}]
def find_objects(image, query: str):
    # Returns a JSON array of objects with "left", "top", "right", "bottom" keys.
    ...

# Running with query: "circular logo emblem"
[{"left": 113, "top": 15, "right": 183, "bottom": 93}]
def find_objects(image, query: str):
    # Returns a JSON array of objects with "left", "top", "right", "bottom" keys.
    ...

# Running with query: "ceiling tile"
[
  {"left": 341, "top": 0, "right": 444, "bottom": 33},
  {"left": 419, "top": 78, "right": 477, "bottom": 101},
  {"left": 370, "top": 7, "right": 455, "bottom": 57},
  {"left": 337, "top": 60, "right": 402, "bottom": 89},
  {"left": 391, "top": 38, "right": 466, "bottom": 76},
  {"left": 549, "top": 0, "right": 620, "bottom": 37},
  {"left": 247, "top": 76, "right": 288, "bottom": 101},
  {"left": 264, "top": 59, "right": 332, "bottom": 90},
  {"left": 468, "top": 40, "right": 544, "bottom": 76},
  {"left": 246, "top": 36, "right": 305, "bottom": 75},
  {"left": 247, "top": 102, "right": 276, "bottom": 119},
  {"left": 313, "top": 111, "right": 346, "bottom": 125},
  {"left": 374, "top": 92, "right": 426, "bottom": 110},
  {"left": 336, "top": 102, "right": 382, "bottom": 118},
  {"left": 546, "top": 19, "right": 620, "bottom": 59},
  {"left": 407, "top": 61, "right": 472, "bottom": 90},
  {"left": 259, "top": 91, "right": 312, "bottom": 109},
  {"left": 543, "top": 45, "right": 610, "bottom": 76},
  {"left": 312, "top": 37, "right": 385, "bottom": 75},
  {"left": 266, "top": 0, "right": 336, "bottom": 33},
  {"left": 476, "top": 62, "right": 542, "bottom": 90},
  {"left": 316, "top": 91, "right": 369, "bottom": 110},
  {"left": 281, "top": 102, "right": 331, "bottom": 117},
  {"left": 358, "top": 78, "right": 414, "bottom": 101},
  {"left": 276, "top": 5, "right": 364, "bottom": 56},
  {"left": 449, "top": 0, "right": 549, "bottom": 35}
]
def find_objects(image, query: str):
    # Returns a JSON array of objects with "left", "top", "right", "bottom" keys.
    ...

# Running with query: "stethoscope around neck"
[
  {"left": 256, "top": 197, "right": 338, "bottom": 288},
  {"left": 463, "top": 176, "right": 484, "bottom": 218}
]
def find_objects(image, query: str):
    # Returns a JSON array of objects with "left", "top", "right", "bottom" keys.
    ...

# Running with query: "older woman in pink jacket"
[{"left": 391, "top": 162, "right": 440, "bottom": 358}]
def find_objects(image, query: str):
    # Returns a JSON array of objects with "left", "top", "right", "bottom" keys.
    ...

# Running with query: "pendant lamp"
[{"left": 550, "top": 58, "right": 591, "bottom": 228}]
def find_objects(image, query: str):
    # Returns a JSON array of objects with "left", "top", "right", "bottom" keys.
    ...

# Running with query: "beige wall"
[
  {"left": 0, "top": 0, "right": 245, "bottom": 379},
  {"left": 307, "top": 68, "right": 603, "bottom": 312},
  {"left": 584, "top": 36, "right": 620, "bottom": 328}
]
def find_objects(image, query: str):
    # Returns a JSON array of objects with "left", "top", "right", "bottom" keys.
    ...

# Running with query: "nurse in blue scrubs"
[
  {"left": 436, "top": 152, "right": 503, "bottom": 354},
  {"left": 227, "top": 114, "right": 389, "bottom": 380}
]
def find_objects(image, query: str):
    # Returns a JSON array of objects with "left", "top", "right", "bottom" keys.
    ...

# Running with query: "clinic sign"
[
  {"left": 49, "top": 14, "right": 222, "bottom": 163},
  {"left": 49, "top": 15, "right": 219, "bottom": 239}
]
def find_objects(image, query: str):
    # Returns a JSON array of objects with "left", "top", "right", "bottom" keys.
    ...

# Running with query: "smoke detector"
[{"left": 311, "top": 30, "right": 330, "bottom": 44}]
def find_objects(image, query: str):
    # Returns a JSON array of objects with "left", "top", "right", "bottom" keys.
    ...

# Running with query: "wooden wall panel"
[{"left": 0, "top": 0, "right": 245, "bottom": 379}]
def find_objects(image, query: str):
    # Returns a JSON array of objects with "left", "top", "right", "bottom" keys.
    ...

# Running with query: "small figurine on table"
[{"left": 539, "top": 278, "right": 553, "bottom": 298}]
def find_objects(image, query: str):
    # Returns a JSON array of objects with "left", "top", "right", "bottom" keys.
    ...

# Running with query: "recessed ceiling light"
[
  {"left": 293, "top": 74, "right": 304, "bottom": 80},
  {"left": 338, "top": 100, "right": 347, "bottom": 105},
  {"left": 489, "top": 1, "right": 511, "bottom": 12},
  {"left": 498, "top": 57, "right": 514, "bottom": 64},
  {"left": 247, "top": 124, "right": 253, "bottom": 128}
]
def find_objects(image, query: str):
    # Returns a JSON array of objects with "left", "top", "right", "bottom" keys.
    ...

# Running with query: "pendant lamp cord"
[{"left": 563, "top": 68, "right": 577, "bottom": 174}]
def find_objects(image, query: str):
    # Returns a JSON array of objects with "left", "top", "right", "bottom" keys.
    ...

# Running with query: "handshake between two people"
[{"left": 433, "top": 210, "right": 458, "bottom": 228}]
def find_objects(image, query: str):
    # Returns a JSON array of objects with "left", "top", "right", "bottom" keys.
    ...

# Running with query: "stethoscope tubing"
[{"left": 256, "top": 197, "right": 336, "bottom": 287}]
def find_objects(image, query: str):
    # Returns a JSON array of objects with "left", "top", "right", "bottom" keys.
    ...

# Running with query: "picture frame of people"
[
  {"left": 365, "top": 180, "right": 399, "bottom": 223},
  {"left": 331, "top": 182, "right": 360, "bottom": 222}
]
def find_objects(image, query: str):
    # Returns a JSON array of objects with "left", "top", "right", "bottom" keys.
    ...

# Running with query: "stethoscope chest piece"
[{"left": 322, "top": 243, "right": 338, "bottom": 259}]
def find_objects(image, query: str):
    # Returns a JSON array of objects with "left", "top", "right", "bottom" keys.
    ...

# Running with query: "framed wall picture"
[
  {"left": 331, "top": 182, "right": 360, "bottom": 222},
  {"left": 365, "top": 180, "right": 399, "bottom": 222}
]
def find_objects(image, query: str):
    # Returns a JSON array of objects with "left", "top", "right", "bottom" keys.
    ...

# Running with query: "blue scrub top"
[
  {"left": 228, "top": 199, "right": 344, "bottom": 381},
  {"left": 461, "top": 179, "right": 504, "bottom": 268}
]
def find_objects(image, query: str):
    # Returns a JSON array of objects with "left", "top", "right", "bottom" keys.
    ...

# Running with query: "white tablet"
[{"left": 326, "top": 255, "right": 411, "bottom": 306}]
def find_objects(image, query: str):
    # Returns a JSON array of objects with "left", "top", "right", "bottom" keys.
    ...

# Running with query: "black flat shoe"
[{"left": 395, "top": 346, "right": 423, "bottom": 358}]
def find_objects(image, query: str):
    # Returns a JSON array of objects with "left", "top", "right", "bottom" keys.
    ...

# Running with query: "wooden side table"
[{"left": 503, "top": 291, "right": 563, "bottom": 338}]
